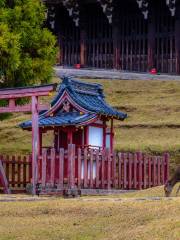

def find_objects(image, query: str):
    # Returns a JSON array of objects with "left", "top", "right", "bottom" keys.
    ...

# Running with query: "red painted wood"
[
  {"left": 50, "top": 148, "right": 56, "bottom": 186},
  {"left": 0, "top": 160, "right": 10, "bottom": 194},
  {"left": 12, "top": 155, "right": 15, "bottom": 188},
  {"left": 153, "top": 156, "right": 157, "bottom": 187},
  {"left": 137, "top": 152, "right": 142, "bottom": 190},
  {"left": 31, "top": 95, "right": 39, "bottom": 195},
  {"left": 128, "top": 153, "right": 132, "bottom": 189},
  {"left": 58, "top": 148, "right": 64, "bottom": 189},
  {"left": 0, "top": 104, "right": 48, "bottom": 113},
  {"left": 68, "top": 144, "right": 75, "bottom": 189},
  {"left": 83, "top": 148, "right": 88, "bottom": 188},
  {"left": 123, "top": 153, "right": 127, "bottom": 189},
  {"left": 118, "top": 153, "right": 122, "bottom": 189},
  {"left": 110, "top": 119, "right": 114, "bottom": 152},
  {"left": 77, "top": 148, "right": 81, "bottom": 188},
  {"left": 148, "top": 156, "right": 152, "bottom": 188},
  {"left": 90, "top": 149, "right": 93, "bottom": 188},
  {"left": 161, "top": 156, "right": 165, "bottom": 185},
  {"left": 101, "top": 149, "right": 105, "bottom": 189},
  {"left": 164, "top": 153, "right": 170, "bottom": 183},
  {"left": 0, "top": 84, "right": 55, "bottom": 99},
  {"left": 157, "top": 157, "right": 161, "bottom": 185},
  {"left": 42, "top": 149, "right": 47, "bottom": 188},
  {"left": 134, "top": 153, "right": 137, "bottom": 189},
  {"left": 107, "top": 149, "right": 111, "bottom": 189},
  {"left": 17, "top": 156, "right": 21, "bottom": 188},
  {"left": 112, "top": 152, "right": 116, "bottom": 188},
  {"left": 96, "top": 150, "right": 100, "bottom": 188},
  {"left": 143, "top": 154, "right": 147, "bottom": 189}
]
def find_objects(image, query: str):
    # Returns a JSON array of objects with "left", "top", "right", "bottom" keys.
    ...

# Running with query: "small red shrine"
[{"left": 20, "top": 77, "right": 127, "bottom": 153}]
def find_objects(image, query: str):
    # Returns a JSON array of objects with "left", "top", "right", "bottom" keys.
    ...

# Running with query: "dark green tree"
[{"left": 0, "top": 0, "right": 57, "bottom": 88}]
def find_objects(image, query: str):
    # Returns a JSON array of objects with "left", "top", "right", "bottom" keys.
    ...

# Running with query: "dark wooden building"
[{"left": 45, "top": 0, "right": 180, "bottom": 74}]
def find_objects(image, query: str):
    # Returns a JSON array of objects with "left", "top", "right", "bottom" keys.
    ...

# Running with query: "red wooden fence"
[
  {"left": 0, "top": 146, "right": 169, "bottom": 193},
  {"left": 0, "top": 155, "right": 31, "bottom": 192},
  {"left": 38, "top": 145, "right": 169, "bottom": 191}
]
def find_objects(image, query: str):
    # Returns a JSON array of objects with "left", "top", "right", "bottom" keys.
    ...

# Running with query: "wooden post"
[
  {"left": 175, "top": 3, "right": 180, "bottom": 74},
  {"left": 147, "top": 5, "right": 156, "bottom": 71},
  {"left": 80, "top": 29, "right": 87, "bottom": 67},
  {"left": 31, "top": 95, "right": 39, "bottom": 195},
  {"left": 67, "top": 129, "right": 73, "bottom": 145},
  {"left": 0, "top": 160, "right": 10, "bottom": 194},
  {"left": 110, "top": 118, "right": 114, "bottom": 152},
  {"left": 68, "top": 144, "right": 75, "bottom": 189},
  {"left": 58, "top": 148, "right": 64, "bottom": 189},
  {"left": 113, "top": 2, "right": 121, "bottom": 69}
]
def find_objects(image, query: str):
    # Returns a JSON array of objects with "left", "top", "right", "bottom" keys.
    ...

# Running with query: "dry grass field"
[
  {"left": 0, "top": 186, "right": 179, "bottom": 240},
  {"left": 0, "top": 79, "right": 180, "bottom": 169}
]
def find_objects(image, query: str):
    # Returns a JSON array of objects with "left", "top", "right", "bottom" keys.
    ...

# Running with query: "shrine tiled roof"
[
  {"left": 51, "top": 77, "right": 127, "bottom": 120},
  {"left": 20, "top": 77, "right": 127, "bottom": 129},
  {"left": 20, "top": 112, "right": 97, "bottom": 129}
]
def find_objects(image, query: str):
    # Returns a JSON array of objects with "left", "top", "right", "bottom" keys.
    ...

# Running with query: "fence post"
[
  {"left": 118, "top": 153, "right": 122, "bottom": 189},
  {"left": 112, "top": 151, "right": 117, "bottom": 188},
  {"left": 42, "top": 149, "right": 47, "bottom": 188},
  {"left": 0, "top": 160, "right": 10, "bottom": 194},
  {"left": 128, "top": 153, "right": 132, "bottom": 189},
  {"left": 107, "top": 149, "right": 111, "bottom": 189},
  {"left": 84, "top": 147, "right": 88, "bottom": 188},
  {"left": 50, "top": 148, "right": 56, "bottom": 186},
  {"left": 96, "top": 150, "right": 100, "bottom": 188},
  {"left": 164, "top": 152, "right": 170, "bottom": 183},
  {"left": 148, "top": 156, "right": 152, "bottom": 188},
  {"left": 90, "top": 149, "right": 94, "bottom": 188},
  {"left": 77, "top": 148, "right": 81, "bottom": 189},
  {"left": 58, "top": 148, "right": 64, "bottom": 189},
  {"left": 68, "top": 144, "right": 75, "bottom": 189},
  {"left": 134, "top": 153, "right": 137, "bottom": 189},
  {"left": 101, "top": 149, "right": 105, "bottom": 189},
  {"left": 137, "top": 152, "right": 142, "bottom": 190}
]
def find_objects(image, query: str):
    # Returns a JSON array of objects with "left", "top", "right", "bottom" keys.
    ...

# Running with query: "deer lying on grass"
[{"left": 164, "top": 165, "right": 180, "bottom": 197}]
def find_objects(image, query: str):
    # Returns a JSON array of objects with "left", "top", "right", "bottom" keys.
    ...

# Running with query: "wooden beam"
[
  {"left": 0, "top": 104, "right": 48, "bottom": 113},
  {"left": 0, "top": 84, "right": 56, "bottom": 99}
]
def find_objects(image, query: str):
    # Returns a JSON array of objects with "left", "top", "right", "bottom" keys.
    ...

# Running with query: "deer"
[{"left": 164, "top": 165, "right": 180, "bottom": 197}]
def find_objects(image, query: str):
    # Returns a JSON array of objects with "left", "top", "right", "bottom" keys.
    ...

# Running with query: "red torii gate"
[{"left": 0, "top": 84, "right": 56, "bottom": 194}]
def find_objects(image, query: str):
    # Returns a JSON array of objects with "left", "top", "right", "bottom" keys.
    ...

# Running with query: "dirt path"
[
  {"left": 55, "top": 67, "right": 180, "bottom": 80},
  {"left": 0, "top": 194, "right": 178, "bottom": 202}
]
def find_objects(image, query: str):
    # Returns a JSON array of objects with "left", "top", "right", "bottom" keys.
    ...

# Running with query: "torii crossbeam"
[{"left": 0, "top": 84, "right": 56, "bottom": 194}]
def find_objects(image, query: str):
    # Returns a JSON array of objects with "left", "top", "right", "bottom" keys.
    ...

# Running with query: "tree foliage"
[{"left": 0, "top": 0, "right": 57, "bottom": 88}]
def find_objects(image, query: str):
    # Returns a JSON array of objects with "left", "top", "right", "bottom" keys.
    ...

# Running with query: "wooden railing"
[
  {"left": 0, "top": 145, "right": 169, "bottom": 193},
  {"left": 38, "top": 145, "right": 169, "bottom": 191},
  {"left": 0, "top": 155, "right": 31, "bottom": 192}
]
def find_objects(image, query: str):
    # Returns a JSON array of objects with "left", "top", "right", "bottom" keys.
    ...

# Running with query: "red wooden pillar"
[
  {"left": 103, "top": 120, "right": 106, "bottom": 149},
  {"left": 67, "top": 128, "right": 73, "bottom": 145},
  {"left": 110, "top": 118, "right": 114, "bottom": 152},
  {"left": 39, "top": 129, "right": 42, "bottom": 155},
  {"left": 175, "top": 3, "right": 180, "bottom": 74},
  {"left": 31, "top": 95, "right": 39, "bottom": 195},
  {"left": 147, "top": 6, "right": 156, "bottom": 71}
]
